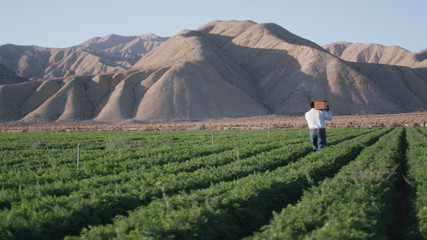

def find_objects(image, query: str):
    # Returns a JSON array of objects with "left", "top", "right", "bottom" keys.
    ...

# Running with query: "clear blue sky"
[{"left": 1, "top": 0, "right": 426, "bottom": 52}]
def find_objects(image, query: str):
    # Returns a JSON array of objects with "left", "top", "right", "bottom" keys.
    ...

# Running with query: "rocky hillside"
[
  {"left": 0, "top": 34, "right": 168, "bottom": 81},
  {"left": 323, "top": 41, "right": 427, "bottom": 68},
  {"left": 0, "top": 21, "right": 426, "bottom": 123},
  {"left": 0, "top": 63, "right": 27, "bottom": 85}
]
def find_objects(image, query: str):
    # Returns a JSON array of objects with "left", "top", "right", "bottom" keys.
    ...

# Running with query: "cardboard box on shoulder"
[{"left": 314, "top": 100, "right": 328, "bottom": 110}]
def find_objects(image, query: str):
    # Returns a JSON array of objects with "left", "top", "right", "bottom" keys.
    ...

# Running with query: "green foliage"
[
  {"left": 0, "top": 127, "right": 425, "bottom": 239},
  {"left": 248, "top": 128, "right": 403, "bottom": 240},
  {"left": 403, "top": 127, "right": 427, "bottom": 239},
  {"left": 74, "top": 128, "right": 388, "bottom": 239}
]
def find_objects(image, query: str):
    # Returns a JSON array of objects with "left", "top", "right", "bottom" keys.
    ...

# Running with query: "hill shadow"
[
  {"left": 346, "top": 61, "right": 427, "bottom": 111},
  {"left": 415, "top": 50, "right": 427, "bottom": 62},
  {"left": 195, "top": 30, "right": 324, "bottom": 115}
]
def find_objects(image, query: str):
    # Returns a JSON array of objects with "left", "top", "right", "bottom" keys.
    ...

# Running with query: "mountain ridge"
[
  {"left": 0, "top": 63, "right": 27, "bottom": 85},
  {"left": 0, "top": 34, "right": 169, "bottom": 81},
  {"left": 323, "top": 41, "right": 427, "bottom": 68},
  {"left": 0, "top": 20, "right": 426, "bottom": 123}
]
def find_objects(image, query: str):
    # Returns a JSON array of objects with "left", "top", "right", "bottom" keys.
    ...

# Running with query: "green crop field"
[{"left": 0, "top": 127, "right": 426, "bottom": 239}]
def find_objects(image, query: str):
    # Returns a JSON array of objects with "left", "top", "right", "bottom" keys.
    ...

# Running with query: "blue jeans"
[{"left": 309, "top": 128, "right": 326, "bottom": 151}]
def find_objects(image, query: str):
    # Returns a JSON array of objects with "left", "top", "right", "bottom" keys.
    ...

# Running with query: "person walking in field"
[{"left": 305, "top": 101, "right": 332, "bottom": 152}]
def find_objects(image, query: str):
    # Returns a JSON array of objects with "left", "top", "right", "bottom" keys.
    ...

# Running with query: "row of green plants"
[
  {"left": 0, "top": 128, "right": 366, "bottom": 203},
  {"left": 0, "top": 128, "right": 374, "bottom": 239},
  {"left": 0, "top": 128, "right": 323, "bottom": 200},
  {"left": 404, "top": 127, "right": 427, "bottom": 239},
  {"left": 248, "top": 128, "right": 405, "bottom": 239},
  {"left": 1, "top": 129, "right": 308, "bottom": 187},
  {"left": 0, "top": 132, "right": 307, "bottom": 209},
  {"left": 0, "top": 129, "right": 308, "bottom": 152},
  {"left": 69, "top": 128, "right": 389, "bottom": 239},
  {"left": 2, "top": 129, "right": 327, "bottom": 169}
]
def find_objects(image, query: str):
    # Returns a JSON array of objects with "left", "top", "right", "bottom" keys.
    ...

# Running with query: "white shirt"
[{"left": 305, "top": 108, "right": 332, "bottom": 129}]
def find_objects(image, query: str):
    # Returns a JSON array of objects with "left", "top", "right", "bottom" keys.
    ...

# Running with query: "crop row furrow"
[
  {"left": 0, "top": 131, "right": 308, "bottom": 198},
  {"left": 0, "top": 129, "right": 376, "bottom": 239},
  {"left": 0, "top": 140, "right": 315, "bottom": 239},
  {"left": 0, "top": 128, "right": 303, "bottom": 172},
  {"left": 70, "top": 128, "right": 389, "bottom": 240},
  {"left": 0, "top": 128, "right": 358, "bottom": 170},
  {"left": 0, "top": 139, "right": 288, "bottom": 208},
  {"left": 402, "top": 127, "right": 427, "bottom": 238},
  {"left": 248, "top": 128, "right": 404, "bottom": 239},
  {"left": 0, "top": 143, "right": 235, "bottom": 189},
  {"left": 2, "top": 127, "right": 359, "bottom": 194},
  {"left": 0, "top": 128, "right": 371, "bottom": 210}
]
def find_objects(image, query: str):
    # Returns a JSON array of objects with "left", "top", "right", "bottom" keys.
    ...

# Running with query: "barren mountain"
[
  {"left": 0, "top": 20, "right": 426, "bottom": 123},
  {"left": 0, "top": 34, "right": 168, "bottom": 81},
  {"left": 191, "top": 21, "right": 426, "bottom": 115},
  {"left": 323, "top": 41, "right": 427, "bottom": 68},
  {"left": 0, "top": 63, "right": 27, "bottom": 85},
  {"left": 76, "top": 33, "right": 168, "bottom": 56}
]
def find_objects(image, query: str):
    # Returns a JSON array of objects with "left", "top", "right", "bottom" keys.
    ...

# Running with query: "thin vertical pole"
[
  {"left": 77, "top": 143, "right": 81, "bottom": 169},
  {"left": 268, "top": 129, "right": 270, "bottom": 139},
  {"left": 211, "top": 131, "right": 214, "bottom": 145}
]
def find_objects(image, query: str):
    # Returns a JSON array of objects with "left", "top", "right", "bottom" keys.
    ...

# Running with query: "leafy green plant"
[
  {"left": 402, "top": 127, "right": 427, "bottom": 239},
  {"left": 2, "top": 127, "right": 424, "bottom": 240},
  {"left": 248, "top": 128, "right": 404, "bottom": 240}
]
